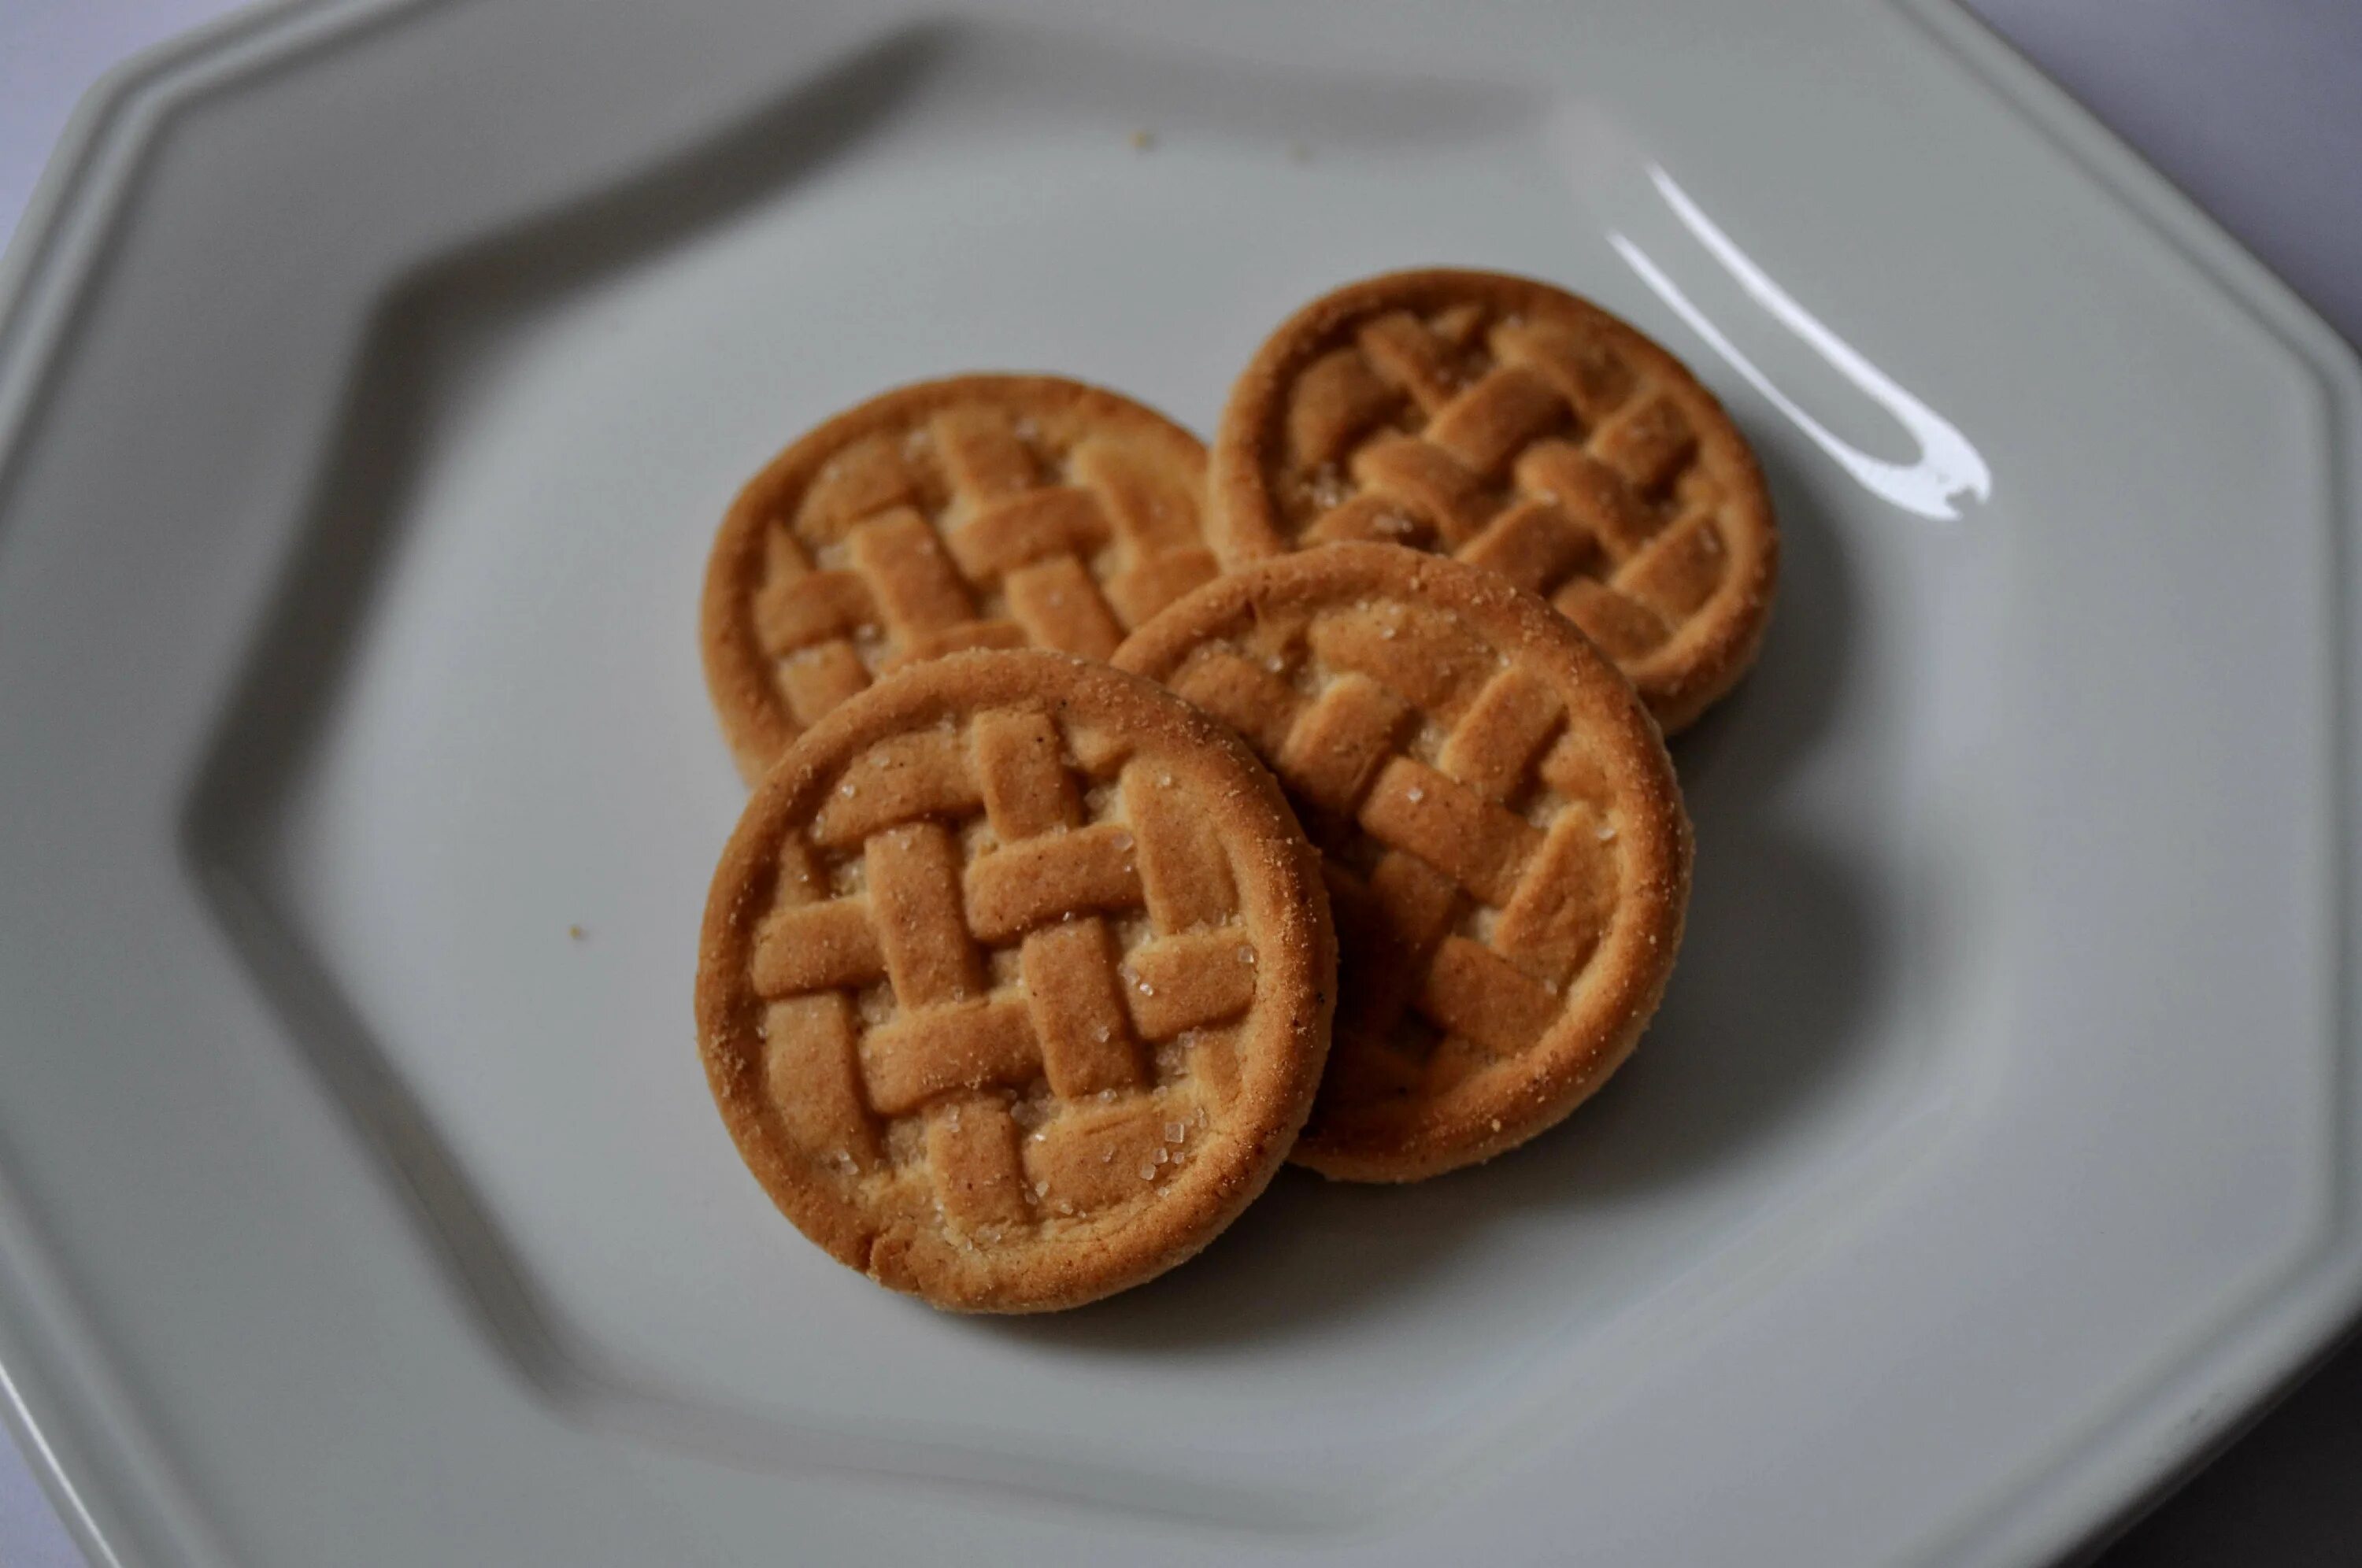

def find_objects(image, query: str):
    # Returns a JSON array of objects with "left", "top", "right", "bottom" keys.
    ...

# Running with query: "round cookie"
[
  {"left": 1116, "top": 544, "right": 1690, "bottom": 1181},
  {"left": 1212, "top": 268, "right": 1777, "bottom": 733},
  {"left": 695, "top": 649, "right": 1335, "bottom": 1310},
  {"left": 702, "top": 375, "right": 1219, "bottom": 782}
]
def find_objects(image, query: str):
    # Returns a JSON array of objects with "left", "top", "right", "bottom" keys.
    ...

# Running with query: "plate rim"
[{"left": 1873, "top": 12, "right": 2362, "bottom": 1564}]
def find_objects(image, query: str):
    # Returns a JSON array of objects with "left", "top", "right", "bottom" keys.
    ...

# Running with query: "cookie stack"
[{"left": 693, "top": 268, "right": 1777, "bottom": 1311}]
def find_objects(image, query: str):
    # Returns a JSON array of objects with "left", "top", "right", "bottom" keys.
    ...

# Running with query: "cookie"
[
  {"left": 702, "top": 375, "right": 1219, "bottom": 782},
  {"left": 695, "top": 649, "right": 1335, "bottom": 1310},
  {"left": 1116, "top": 544, "right": 1689, "bottom": 1181},
  {"left": 1210, "top": 268, "right": 1776, "bottom": 733}
]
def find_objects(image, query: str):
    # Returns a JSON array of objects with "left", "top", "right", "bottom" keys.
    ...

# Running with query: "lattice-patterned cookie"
[
  {"left": 1116, "top": 544, "right": 1689, "bottom": 1181},
  {"left": 1212, "top": 269, "right": 1776, "bottom": 733},
  {"left": 702, "top": 376, "right": 1219, "bottom": 781},
  {"left": 696, "top": 650, "right": 1334, "bottom": 1310}
]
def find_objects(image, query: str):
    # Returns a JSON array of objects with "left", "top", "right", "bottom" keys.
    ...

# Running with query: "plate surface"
[{"left": 0, "top": 1, "right": 2357, "bottom": 1563}]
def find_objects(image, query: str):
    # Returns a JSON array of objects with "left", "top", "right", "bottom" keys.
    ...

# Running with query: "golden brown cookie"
[
  {"left": 702, "top": 375, "right": 1218, "bottom": 782},
  {"left": 1211, "top": 268, "right": 1776, "bottom": 733},
  {"left": 1116, "top": 544, "right": 1689, "bottom": 1181},
  {"left": 695, "top": 649, "right": 1335, "bottom": 1310}
]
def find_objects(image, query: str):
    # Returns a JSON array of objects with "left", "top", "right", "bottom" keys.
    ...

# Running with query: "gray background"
[{"left": 2, "top": 0, "right": 2356, "bottom": 1562}]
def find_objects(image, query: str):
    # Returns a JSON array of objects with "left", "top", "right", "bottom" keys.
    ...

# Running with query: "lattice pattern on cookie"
[
  {"left": 749, "top": 705, "right": 1258, "bottom": 1239},
  {"left": 1163, "top": 596, "right": 1624, "bottom": 1111},
  {"left": 1263, "top": 303, "right": 1738, "bottom": 671},
  {"left": 752, "top": 400, "right": 1216, "bottom": 734}
]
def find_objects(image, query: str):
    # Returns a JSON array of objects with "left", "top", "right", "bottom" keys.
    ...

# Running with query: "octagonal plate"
[{"left": 1, "top": 2, "right": 2357, "bottom": 1564}]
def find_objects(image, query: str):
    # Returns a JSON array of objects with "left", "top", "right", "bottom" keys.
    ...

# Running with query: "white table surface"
[{"left": 2, "top": 2, "right": 2357, "bottom": 1563}]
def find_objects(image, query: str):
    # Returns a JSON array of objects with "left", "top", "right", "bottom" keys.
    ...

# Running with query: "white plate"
[{"left": 2, "top": 1, "right": 2357, "bottom": 1562}]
